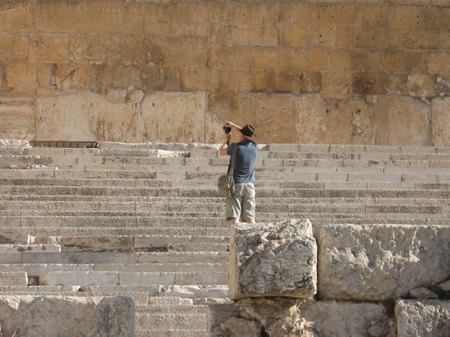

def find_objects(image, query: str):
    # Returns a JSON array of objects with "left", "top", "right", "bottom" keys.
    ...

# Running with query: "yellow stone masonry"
[{"left": 0, "top": 0, "right": 448, "bottom": 145}]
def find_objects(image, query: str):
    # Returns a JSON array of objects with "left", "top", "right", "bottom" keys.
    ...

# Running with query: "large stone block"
[
  {"left": 0, "top": 33, "right": 29, "bottom": 63},
  {"left": 241, "top": 93, "right": 298, "bottom": 144},
  {"left": 317, "top": 224, "right": 450, "bottom": 301},
  {"left": 36, "top": 91, "right": 138, "bottom": 142},
  {"left": 0, "top": 295, "right": 135, "bottom": 337},
  {"left": 375, "top": 95, "right": 431, "bottom": 146},
  {"left": 296, "top": 94, "right": 376, "bottom": 144},
  {"left": 29, "top": 33, "right": 69, "bottom": 63},
  {"left": 85, "top": 1, "right": 143, "bottom": 34},
  {"left": 37, "top": 0, "right": 86, "bottom": 33},
  {"left": 229, "top": 219, "right": 317, "bottom": 299},
  {"left": 396, "top": 300, "right": 450, "bottom": 337},
  {"left": 138, "top": 91, "right": 206, "bottom": 143},
  {"left": 432, "top": 97, "right": 450, "bottom": 146},
  {"left": 0, "top": 1, "right": 35, "bottom": 32}
]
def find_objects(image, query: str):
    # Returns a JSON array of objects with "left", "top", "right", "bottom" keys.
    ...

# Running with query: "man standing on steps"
[{"left": 220, "top": 121, "right": 258, "bottom": 225}]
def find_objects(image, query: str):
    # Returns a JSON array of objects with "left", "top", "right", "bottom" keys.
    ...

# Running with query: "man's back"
[{"left": 228, "top": 140, "right": 258, "bottom": 184}]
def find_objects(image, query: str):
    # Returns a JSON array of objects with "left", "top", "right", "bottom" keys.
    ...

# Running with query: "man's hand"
[{"left": 220, "top": 126, "right": 231, "bottom": 156}]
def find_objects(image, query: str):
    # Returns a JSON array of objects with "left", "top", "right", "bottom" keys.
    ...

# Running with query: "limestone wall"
[{"left": 0, "top": 0, "right": 449, "bottom": 145}]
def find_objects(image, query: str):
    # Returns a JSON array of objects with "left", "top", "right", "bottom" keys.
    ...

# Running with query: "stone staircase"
[{"left": 0, "top": 141, "right": 449, "bottom": 336}]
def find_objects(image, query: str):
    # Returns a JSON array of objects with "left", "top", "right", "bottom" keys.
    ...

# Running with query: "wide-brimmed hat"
[{"left": 241, "top": 124, "right": 256, "bottom": 141}]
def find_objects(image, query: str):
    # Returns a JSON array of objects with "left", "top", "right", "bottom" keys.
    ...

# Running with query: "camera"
[{"left": 223, "top": 125, "right": 231, "bottom": 134}]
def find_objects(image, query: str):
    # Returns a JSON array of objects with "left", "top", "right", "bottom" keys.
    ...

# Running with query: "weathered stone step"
[
  {"left": 266, "top": 144, "right": 450, "bottom": 154},
  {"left": 1, "top": 213, "right": 449, "bottom": 229},
  {"left": 1, "top": 172, "right": 449, "bottom": 188},
  {"left": 0, "top": 271, "right": 28, "bottom": 286},
  {"left": 137, "top": 303, "right": 208, "bottom": 314},
  {"left": 136, "top": 329, "right": 209, "bottom": 337},
  {"left": 136, "top": 312, "right": 208, "bottom": 331},
  {"left": 0, "top": 283, "right": 229, "bottom": 299},
  {"left": 0, "top": 263, "right": 226, "bottom": 275},
  {"left": 0, "top": 289, "right": 149, "bottom": 305},
  {"left": 1, "top": 199, "right": 447, "bottom": 214},
  {"left": 41, "top": 271, "right": 227, "bottom": 286},
  {"left": 32, "top": 234, "right": 228, "bottom": 253},
  {"left": 0, "top": 244, "right": 61, "bottom": 253},
  {"left": 0, "top": 251, "right": 229, "bottom": 265},
  {"left": 0, "top": 226, "right": 230, "bottom": 238},
  {"left": 1, "top": 185, "right": 449, "bottom": 198},
  {"left": 1, "top": 200, "right": 446, "bottom": 217}
]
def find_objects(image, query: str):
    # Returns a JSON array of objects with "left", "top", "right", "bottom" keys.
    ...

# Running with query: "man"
[{"left": 219, "top": 121, "right": 258, "bottom": 225}]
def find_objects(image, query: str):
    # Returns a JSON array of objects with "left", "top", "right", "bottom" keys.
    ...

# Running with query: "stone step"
[
  {"left": 0, "top": 271, "right": 28, "bottom": 286},
  {"left": 135, "top": 329, "right": 209, "bottom": 337},
  {"left": 0, "top": 226, "right": 230, "bottom": 238},
  {"left": 0, "top": 263, "right": 227, "bottom": 276},
  {"left": 1, "top": 172, "right": 449, "bottom": 188},
  {"left": 0, "top": 244, "right": 61, "bottom": 253},
  {"left": 41, "top": 271, "right": 227, "bottom": 287},
  {"left": 0, "top": 232, "right": 31, "bottom": 244},
  {"left": 1, "top": 205, "right": 445, "bottom": 219},
  {"left": 1, "top": 185, "right": 449, "bottom": 198},
  {"left": 2, "top": 154, "right": 450, "bottom": 172},
  {"left": 1, "top": 199, "right": 447, "bottom": 214},
  {"left": 0, "top": 289, "right": 149, "bottom": 305},
  {"left": 0, "top": 284, "right": 229, "bottom": 299},
  {"left": 0, "top": 251, "right": 229, "bottom": 265},
  {"left": 136, "top": 311, "right": 208, "bottom": 331},
  {"left": 1, "top": 213, "right": 449, "bottom": 229}
]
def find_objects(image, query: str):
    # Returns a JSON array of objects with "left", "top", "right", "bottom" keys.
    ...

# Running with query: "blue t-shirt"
[{"left": 227, "top": 141, "right": 258, "bottom": 184}]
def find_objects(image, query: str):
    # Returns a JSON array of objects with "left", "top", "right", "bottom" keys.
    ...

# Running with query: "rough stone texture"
[
  {"left": 221, "top": 298, "right": 304, "bottom": 337},
  {"left": 300, "top": 300, "right": 396, "bottom": 337},
  {"left": 0, "top": 1, "right": 448, "bottom": 145},
  {"left": 396, "top": 300, "right": 450, "bottom": 337},
  {"left": 0, "top": 295, "right": 135, "bottom": 337},
  {"left": 317, "top": 224, "right": 450, "bottom": 301},
  {"left": 220, "top": 298, "right": 396, "bottom": 337},
  {"left": 229, "top": 219, "right": 317, "bottom": 299}
]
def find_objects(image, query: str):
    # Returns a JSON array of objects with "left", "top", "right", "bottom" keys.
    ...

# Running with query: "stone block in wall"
[
  {"left": 0, "top": 33, "right": 29, "bottom": 63},
  {"left": 0, "top": 97, "right": 35, "bottom": 140},
  {"left": 229, "top": 219, "right": 317, "bottom": 300},
  {"left": 317, "top": 224, "right": 450, "bottom": 301},
  {"left": 296, "top": 94, "right": 376, "bottom": 144},
  {"left": 36, "top": 91, "right": 138, "bottom": 142},
  {"left": 0, "top": 295, "right": 135, "bottom": 337},
  {"left": 29, "top": 33, "right": 70, "bottom": 63},
  {"left": 301, "top": 300, "right": 396, "bottom": 337},
  {"left": 432, "top": 97, "right": 450, "bottom": 146},
  {"left": 0, "top": 1, "right": 35, "bottom": 32},
  {"left": 4, "top": 64, "right": 36, "bottom": 94},
  {"left": 396, "top": 300, "right": 450, "bottom": 337},
  {"left": 139, "top": 91, "right": 206, "bottom": 143},
  {"left": 37, "top": 0, "right": 86, "bottom": 33},
  {"left": 375, "top": 95, "right": 431, "bottom": 146},
  {"left": 85, "top": 1, "right": 143, "bottom": 34},
  {"left": 242, "top": 93, "right": 298, "bottom": 144}
]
